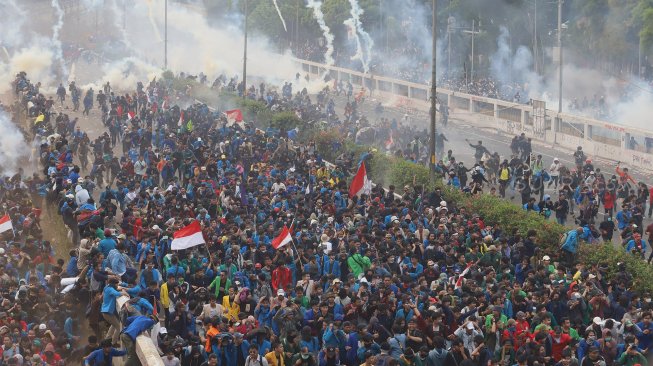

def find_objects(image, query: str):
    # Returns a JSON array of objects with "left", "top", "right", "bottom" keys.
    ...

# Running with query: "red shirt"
[
  {"left": 549, "top": 332, "right": 572, "bottom": 361},
  {"left": 271, "top": 266, "right": 292, "bottom": 291}
]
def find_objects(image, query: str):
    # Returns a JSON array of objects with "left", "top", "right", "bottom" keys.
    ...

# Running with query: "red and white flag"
[
  {"left": 225, "top": 109, "right": 243, "bottom": 123},
  {"left": 454, "top": 262, "right": 474, "bottom": 290},
  {"left": 171, "top": 221, "right": 205, "bottom": 250},
  {"left": 127, "top": 111, "right": 136, "bottom": 121},
  {"left": 271, "top": 225, "right": 292, "bottom": 250},
  {"left": 0, "top": 215, "right": 13, "bottom": 234},
  {"left": 349, "top": 162, "right": 372, "bottom": 198},
  {"left": 178, "top": 110, "right": 184, "bottom": 127}
]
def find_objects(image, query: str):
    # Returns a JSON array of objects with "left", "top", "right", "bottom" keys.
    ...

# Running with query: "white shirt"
[{"left": 549, "top": 162, "right": 561, "bottom": 177}]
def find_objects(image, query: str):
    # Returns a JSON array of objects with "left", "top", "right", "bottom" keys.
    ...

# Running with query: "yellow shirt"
[
  {"left": 265, "top": 351, "right": 285, "bottom": 366},
  {"left": 222, "top": 295, "right": 240, "bottom": 322}
]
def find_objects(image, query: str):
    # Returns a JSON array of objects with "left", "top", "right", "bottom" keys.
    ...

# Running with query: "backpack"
[{"left": 559, "top": 232, "right": 569, "bottom": 247}]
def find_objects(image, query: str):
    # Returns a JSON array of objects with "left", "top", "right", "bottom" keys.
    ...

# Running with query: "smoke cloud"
[
  {"left": 272, "top": 0, "right": 288, "bottom": 33},
  {"left": 344, "top": 0, "right": 374, "bottom": 74},
  {"left": 306, "top": 0, "right": 335, "bottom": 68},
  {"left": 0, "top": 109, "right": 29, "bottom": 176}
]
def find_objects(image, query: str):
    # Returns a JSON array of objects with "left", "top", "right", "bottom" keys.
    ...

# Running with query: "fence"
[{"left": 295, "top": 58, "right": 653, "bottom": 172}]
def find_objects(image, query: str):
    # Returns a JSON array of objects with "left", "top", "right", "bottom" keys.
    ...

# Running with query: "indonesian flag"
[
  {"left": 178, "top": 110, "right": 184, "bottom": 127},
  {"left": 349, "top": 162, "right": 372, "bottom": 198},
  {"left": 225, "top": 109, "right": 243, "bottom": 123},
  {"left": 0, "top": 215, "right": 13, "bottom": 234},
  {"left": 384, "top": 131, "right": 394, "bottom": 150},
  {"left": 127, "top": 111, "right": 136, "bottom": 121},
  {"left": 454, "top": 262, "right": 474, "bottom": 290},
  {"left": 271, "top": 225, "right": 292, "bottom": 250},
  {"left": 171, "top": 221, "right": 205, "bottom": 250}
]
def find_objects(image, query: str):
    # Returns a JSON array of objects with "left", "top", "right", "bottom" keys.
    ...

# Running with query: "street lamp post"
[
  {"left": 462, "top": 20, "right": 480, "bottom": 84},
  {"left": 557, "top": 0, "right": 562, "bottom": 113},
  {"left": 164, "top": 0, "right": 167, "bottom": 70},
  {"left": 429, "top": 0, "right": 437, "bottom": 181},
  {"left": 243, "top": 0, "right": 248, "bottom": 99}
]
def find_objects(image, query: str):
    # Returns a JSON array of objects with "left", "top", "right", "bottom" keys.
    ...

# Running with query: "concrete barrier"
[
  {"left": 116, "top": 296, "right": 165, "bottom": 366},
  {"left": 294, "top": 58, "right": 653, "bottom": 173}
]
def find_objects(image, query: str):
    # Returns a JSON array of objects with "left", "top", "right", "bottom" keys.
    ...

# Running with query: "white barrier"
[
  {"left": 293, "top": 58, "right": 653, "bottom": 172},
  {"left": 116, "top": 296, "right": 165, "bottom": 366}
]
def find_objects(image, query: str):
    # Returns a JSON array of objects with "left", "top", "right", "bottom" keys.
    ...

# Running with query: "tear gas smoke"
[
  {"left": 51, "top": 0, "right": 67, "bottom": 81},
  {"left": 0, "top": 109, "right": 29, "bottom": 176},
  {"left": 344, "top": 0, "right": 374, "bottom": 74},
  {"left": 306, "top": 0, "right": 335, "bottom": 68},
  {"left": 272, "top": 0, "right": 288, "bottom": 32}
]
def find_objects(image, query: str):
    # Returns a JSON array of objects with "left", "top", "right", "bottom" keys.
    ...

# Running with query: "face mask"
[{"left": 301, "top": 354, "right": 310, "bottom": 359}]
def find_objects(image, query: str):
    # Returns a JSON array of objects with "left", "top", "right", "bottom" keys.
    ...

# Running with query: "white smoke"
[
  {"left": 144, "top": 0, "right": 164, "bottom": 42},
  {"left": 0, "top": 44, "right": 55, "bottom": 95},
  {"left": 0, "top": 0, "right": 27, "bottom": 49},
  {"left": 115, "top": 0, "right": 297, "bottom": 83},
  {"left": 272, "top": 0, "right": 288, "bottom": 32},
  {"left": 344, "top": 0, "right": 374, "bottom": 74},
  {"left": 306, "top": 0, "right": 335, "bottom": 67},
  {"left": 0, "top": 109, "right": 29, "bottom": 176},
  {"left": 51, "top": 0, "right": 67, "bottom": 82}
]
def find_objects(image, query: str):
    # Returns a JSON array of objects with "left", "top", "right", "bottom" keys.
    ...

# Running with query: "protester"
[{"left": 2, "top": 65, "right": 652, "bottom": 366}]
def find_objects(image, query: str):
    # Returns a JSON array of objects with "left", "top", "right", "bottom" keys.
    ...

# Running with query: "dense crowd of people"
[{"left": 1, "top": 65, "right": 653, "bottom": 366}]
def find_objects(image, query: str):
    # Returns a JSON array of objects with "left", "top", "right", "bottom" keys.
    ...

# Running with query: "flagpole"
[{"left": 291, "top": 237, "right": 304, "bottom": 268}]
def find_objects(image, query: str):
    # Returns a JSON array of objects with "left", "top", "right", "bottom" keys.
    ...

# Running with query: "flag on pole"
[
  {"left": 224, "top": 109, "right": 243, "bottom": 123},
  {"left": 349, "top": 162, "right": 372, "bottom": 198},
  {"left": 0, "top": 215, "right": 13, "bottom": 234},
  {"left": 271, "top": 225, "right": 292, "bottom": 250},
  {"left": 127, "top": 111, "right": 136, "bottom": 121},
  {"left": 171, "top": 221, "right": 205, "bottom": 250},
  {"left": 178, "top": 110, "right": 184, "bottom": 127},
  {"left": 454, "top": 262, "right": 474, "bottom": 290}
]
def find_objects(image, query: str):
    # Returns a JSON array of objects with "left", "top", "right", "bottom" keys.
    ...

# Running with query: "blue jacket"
[
  {"left": 561, "top": 230, "right": 580, "bottom": 254},
  {"left": 84, "top": 348, "right": 127, "bottom": 365},
  {"left": 101, "top": 285, "right": 122, "bottom": 314},
  {"left": 321, "top": 257, "right": 341, "bottom": 277},
  {"left": 626, "top": 239, "right": 648, "bottom": 254},
  {"left": 122, "top": 315, "right": 156, "bottom": 341}
]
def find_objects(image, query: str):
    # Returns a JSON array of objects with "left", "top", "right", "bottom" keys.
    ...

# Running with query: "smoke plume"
[
  {"left": 306, "top": 0, "right": 335, "bottom": 67},
  {"left": 0, "top": 109, "right": 29, "bottom": 176}
]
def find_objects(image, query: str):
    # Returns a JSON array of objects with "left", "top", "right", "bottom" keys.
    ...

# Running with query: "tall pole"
[
  {"left": 164, "top": 0, "right": 168, "bottom": 70},
  {"left": 471, "top": 20, "right": 475, "bottom": 83},
  {"left": 429, "top": 0, "right": 437, "bottom": 181},
  {"left": 447, "top": 22, "right": 451, "bottom": 75},
  {"left": 639, "top": 37, "right": 642, "bottom": 79},
  {"left": 296, "top": 0, "right": 300, "bottom": 54},
  {"left": 533, "top": 0, "right": 538, "bottom": 75},
  {"left": 242, "top": 0, "right": 248, "bottom": 99},
  {"left": 557, "top": 0, "right": 562, "bottom": 113}
]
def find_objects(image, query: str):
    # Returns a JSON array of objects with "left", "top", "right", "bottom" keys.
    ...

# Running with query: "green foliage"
[
  {"left": 270, "top": 111, "right": 302, "bottom": 130},
  {"left": 236, "top": 99, "right": 273, "bottom": 124},
  {"left": 161, "top": 70, "right": 175, "bottom": 80},
  {"left": 580, "top": 243, "right": 653, "bottom": 293}
]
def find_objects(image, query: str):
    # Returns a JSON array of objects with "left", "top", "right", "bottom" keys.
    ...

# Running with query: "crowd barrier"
[
  {"left": 115, "top": 296, "right": 165, "bottom": 365},
  {"left": 294, "top": 58, "right": 653, "bottom": 172}
]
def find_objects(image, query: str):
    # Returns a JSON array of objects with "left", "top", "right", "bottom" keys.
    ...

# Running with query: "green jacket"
[
  {"left": 616, "top": 352, "right": 647, "bottom": 366},
  {"left": 347, "top": 254, "right": 371, "bottom": 277},
  {"left": 208, "top": 275, "right": 232, "bottom": 299}
]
